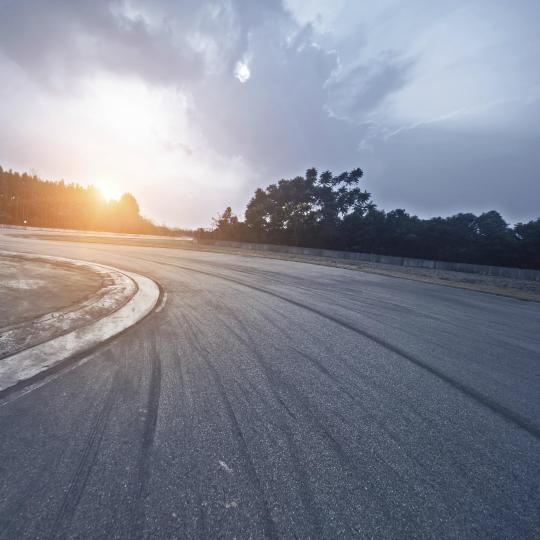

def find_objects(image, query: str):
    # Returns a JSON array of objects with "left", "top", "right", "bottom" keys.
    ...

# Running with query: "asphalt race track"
[{"left": 1, "top": 235, "right": 539, "bottom": 538}]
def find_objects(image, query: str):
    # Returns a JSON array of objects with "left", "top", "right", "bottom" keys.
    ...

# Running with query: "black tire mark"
[
  {"left": 210, "top": 310, "right": 328, "bottom": 537},
  {"left": 198, "top": 353, "right": 279, "bottom": 539},
  {"left": 175, "top": 306, "right": 271, "bottom": 536},
  {"left": 137, "top": 256, "right": 540, "bottom": 440},
  {"left": 0, "top": 402, "right": 103, "bottom": 540},
  {"left": 213, "top": 308, "right": 402, "bottom": 533},
  {"left": 130, "top": 336, "right": 162, "bottom": 540},
  {"left": 167, "top": 310, "right": 214, "bottom": 539},
  {"left": 48, "top": 352, "right": 120, "bottom": 539}
]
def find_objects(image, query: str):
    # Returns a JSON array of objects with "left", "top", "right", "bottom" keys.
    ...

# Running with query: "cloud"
[
  {"left": 360, "top": 98, "right": 540, "bottom": 223},
  {"left": 0, "top": 0, "right": 203, "bottom": 90},
  {"left": 325, "top": 51, "right": 415, "bottom": 122},
  {"left": 0, "top": 0, "right": 539, "bottom": 226}
]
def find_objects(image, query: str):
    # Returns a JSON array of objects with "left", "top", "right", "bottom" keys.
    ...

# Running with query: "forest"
[
  {"left": 206, "top": 167, "right": 540, "bottom": 270},
  {"left": 2, "top": 165, "right": 538, "bottom": 269},
  {"left": 0, "top": 166, "right": 179, "bottom": 235}
]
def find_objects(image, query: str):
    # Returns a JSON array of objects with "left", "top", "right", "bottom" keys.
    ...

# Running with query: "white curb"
[{"left": 0, "top": 259, "right": 159, "bottom": 393}]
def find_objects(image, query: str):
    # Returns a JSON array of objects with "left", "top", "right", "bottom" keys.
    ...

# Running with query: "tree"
[
  {"left": 216, "top": 166, "right": 539, "bottom": 268},
  {"left": 118, "top": 193, "right": 140, "bottom": 217},
  {"left": 243, "top": 167, "right": 372, "bottom": 247},
  {"left": 514, "top": 218, "right": 540, "bottom": 268},
  {"left": 212, "top": 207, "right": 241, "bottom": 239},
  {"left": 473, "top": 211, "right": 513, "bottom": 265},
  {"left": 0, "top": 166, "right": 182, "bottom": 235},
  {"left": 244, "top": 188, "right": 271, "bottom": 240}
]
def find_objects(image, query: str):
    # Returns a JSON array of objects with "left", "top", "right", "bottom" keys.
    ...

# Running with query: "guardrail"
[{"left": 197, "top": 239, "right": 540, "bottom": 281}]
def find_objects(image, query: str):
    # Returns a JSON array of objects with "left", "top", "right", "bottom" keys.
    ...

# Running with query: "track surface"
[{"left": 0, "top": 236, "right": 539, "bottom": 538}]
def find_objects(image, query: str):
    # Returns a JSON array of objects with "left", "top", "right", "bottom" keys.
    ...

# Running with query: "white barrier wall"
[{"left": 198, "top": 239, "right": 540, "bottom": 281}]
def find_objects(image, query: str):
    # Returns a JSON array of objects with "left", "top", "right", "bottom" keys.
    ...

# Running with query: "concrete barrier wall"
[{"left": 198, "top": 239, "right": 540, "bottom": 281}]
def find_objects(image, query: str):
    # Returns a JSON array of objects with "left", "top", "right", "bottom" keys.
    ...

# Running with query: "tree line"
[
  {"left": 205, "top": 167, "right": 540, "bottom": 270},
  {"left": 2, "top": 165, "right": 538, "bottom": 269},
  {"left": 0, "top": 166, "right": 184, "bottom": 236}
]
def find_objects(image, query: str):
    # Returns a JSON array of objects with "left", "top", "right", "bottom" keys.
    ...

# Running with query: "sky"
[{"left": 0, "top": 0, "right": 539, "bottom": 228}]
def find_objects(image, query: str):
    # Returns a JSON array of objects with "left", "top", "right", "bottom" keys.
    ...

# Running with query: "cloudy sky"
[{"left": 0, "top": 0, "right": 538, "bottom": 227}]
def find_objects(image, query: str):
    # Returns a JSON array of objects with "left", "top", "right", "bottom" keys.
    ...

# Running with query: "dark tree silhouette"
[
  {"left": 240, "top": 167, "right": 373, "bottom": 246},
  {"left": 212, "top": 206, "right": 240, "bottom": 239},
  {"left": 0, "top": 166, "right": 185, "bottom": 236},
  {"left": 514, "top": 218, "right": 540, "bottom": 268},
  {"left": 207, "top": 167, "right": 540, "bottom": 269}
]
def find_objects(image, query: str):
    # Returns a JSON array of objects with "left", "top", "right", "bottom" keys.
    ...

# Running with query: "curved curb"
[
  {"left": 0, "top": 250, "right": 138, "bottom": 358},
  {"left": 0, "top": 257, "right": 160, "bottom": 394}
]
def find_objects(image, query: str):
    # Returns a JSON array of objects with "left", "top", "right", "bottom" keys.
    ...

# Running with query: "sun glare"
[{"left": 97, "top": 182, "right": 121, "bottom": 202}]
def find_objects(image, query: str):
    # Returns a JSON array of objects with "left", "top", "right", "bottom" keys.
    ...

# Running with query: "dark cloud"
[
  {"left": 0, "top": 0, "right": 538, "bottom": 225},
  {"left": 186, "top": 14, "right": 401, "bottom": 186},
  {"left": 0, "top": 0, "right": 203, "bottom": 89},
  {"left": 326, "top": 52, "right": 414, "bottom": 121},
  {"left": 362, "top": 102, "right": 540, "bottom": 223}
]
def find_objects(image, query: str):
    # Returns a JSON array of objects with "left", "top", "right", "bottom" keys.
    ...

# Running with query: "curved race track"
[{"left": 0, "top": 235, "right": 539, "bottom": 538}]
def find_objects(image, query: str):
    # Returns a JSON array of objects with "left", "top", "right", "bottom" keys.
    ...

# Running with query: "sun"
[
  {"left": 234, "top": 61, "right": 251, "bottom": 83},
  {"left": 97, "top": 182, "right": 121, "bottom": 202}
]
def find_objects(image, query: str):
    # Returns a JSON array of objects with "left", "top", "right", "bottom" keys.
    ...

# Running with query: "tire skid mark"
[
  {"left": 214, "top": 311, "right": 403, "bottom": 530},
  {"left": 211, "top": 311, "right": 327, "bottom": 536},
  {"left": 198, "top": 353, "right": 279, "bottom": 539},
  {"left": 186, "top": 302, "right": 396, "bottom": 535},
  {"left": 130, "top": 335, "right": 162, "bottom": 540},
  {"left": 280, "top": 329, "right": 457, "bottom": 445},
  {"left": 137, "top": 256, "right": 540, "bottom": 440},
  {"left": 169, "top": 308, "right": 254, "bottom": 538},
  {"left": 0, "top": 370, "right": 112, "bottom": 540},
  {"left": 193, "top": 274, "right": 537, "bottom": 501},
  {"left": 48, "top": 351, "right": 119, "bottom": 539},
  {"left": 142, "top": 314, "right": 211, "bottom": 539}
]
